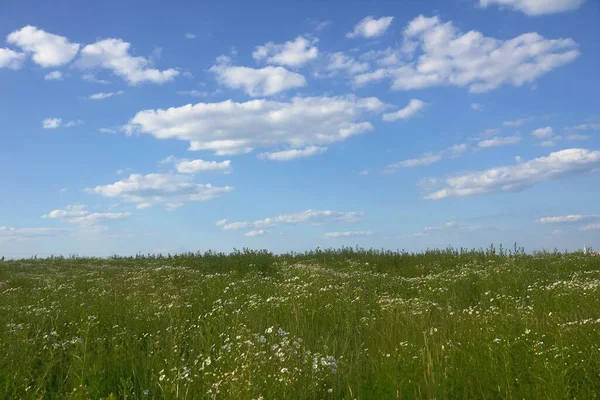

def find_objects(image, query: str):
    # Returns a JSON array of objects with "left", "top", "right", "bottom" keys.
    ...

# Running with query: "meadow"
[{"left": 1, "top": 246, "right": 600, "bottom": 399}]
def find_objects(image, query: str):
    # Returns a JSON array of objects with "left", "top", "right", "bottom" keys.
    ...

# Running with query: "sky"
[{"left": 1, "top": 0, "right": 600, "bottom": 258}]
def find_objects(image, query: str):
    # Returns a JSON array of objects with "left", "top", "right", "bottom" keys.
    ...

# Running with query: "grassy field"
[{"left": 1, "top": 246, "right": 600, "bottom": 399}]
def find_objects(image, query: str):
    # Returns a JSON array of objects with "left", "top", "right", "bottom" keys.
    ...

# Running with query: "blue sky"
[{"left": 1, "top": 0, "right": 599, "bottom": 258}]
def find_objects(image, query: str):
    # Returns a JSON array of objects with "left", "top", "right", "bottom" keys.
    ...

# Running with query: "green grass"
[{"left": 1, "top": 246, "right": 600, "bottom": 399}]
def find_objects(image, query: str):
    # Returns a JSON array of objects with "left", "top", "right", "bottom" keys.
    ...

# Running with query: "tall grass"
[{"left": 1, "top": 246, "right": 599, "bottom": 399}]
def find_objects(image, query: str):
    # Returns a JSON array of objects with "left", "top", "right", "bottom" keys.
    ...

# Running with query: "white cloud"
[
  {"left": 424, "top": 221, "right": 459, "bottom": 232},
  {"left": 215, "top": 218, "right": 227, "bottom": 227},
  {"left": 535, "top": 215, "right": 590, "bottom": 223},
  {"left": 258, "top": 146, "right": 326, "bottom": 161},
  {"left": 185, "top": 33, "right": 196, "bottom": 39},
  {"left": 44, "top": 70, "right": 63, "bottom": 80},
  {"left": 0, "top": 48, "right": 25, "bottom": 69},
  {"left": 88, "top": 90, "right": 124, "bottom": 100},
  {"left": 347, "top": 16, "right": 394, "bottom": 38},
  {"left": 582, "top": 223, "right": 600, "bottom": 231},
  {"left": 0, "top": 226, "right": 70, "bottom": 241},
  {"left": 177, "top": 90, "right": 211, "bottom": 97},
  {"left": 531, "top": 126, "right": 554, "bottom": 139},
  {"left": 210, "top": 62, "right": 306, "bottom": 96},
  {"left": 174, "top": 159, "right": 233, "bottom": 174},
  {"left": 503, "top": 116, "right": 535, "bottom": 127},
  {"left": 42, "top": 118, "right": 82, "bottom": 129},
  {"left": 82, "top": 73, "right": 110, "bottom": 84},
  {"left": 7, "top": 26, "right": 79, "bottom": 67},
  {"left": 568, "top": 123, "right": 600, "bottom": 131},
  {"left": 566, "top": 134, "right": 590, "bottom": 141},
  {"left": 324, "top": 52, "right": 369, "bottom": 75},
  {"left": 218, "top": 209, "right": 362, "bottom": 235},
  {"left": 253, "top": 36, "right": 318, "bottom": 68},
  {"left": 384, "top": 143, "right": 469, "bottom": 172},
  {"left": 42, "top": 204, "right": 130, "bottom": 226},
  {"left": 479, "top": 0, "right": 585, "bottom": 16},
  {"left": 539, "top": 138, "right": 560, "bottom": 147},
  {"left": 401, "top": 221, "right": 474, "bottom": 237},
  {"left": 425, "top": 148, "right": 600, "bottom": 200},
  {"left": 99, "top": 127, "right": 118, "bottom": 134},
  {"left": 76, "top": 38, "right": 179, "bottom": 85},
  {"left": 87, "top": 173, "right": 233, "bottom": 209},
  {"left": 354, "top": 15, "right": 578, "bottom": 93},
  {"left": 388, "top": 153, "right": 443, "bottom": 169},
  {"left": 471, "top": 103, "right": 484, "bottom": 111},
  {"left": 480, "top": 128, "right": 502, "bottom": 138},
  {"left": 42, "top": 118, "right": 62, "bottom": 129},
  {"left": 360, "top": 48, "right": 403, "bottom": 67},
  {"left": 477, "top": 135, "right": 521, "bottom": 148},
  {"left": 245, "top": 229, "right": 268, "bottom": 237},
  {"left": 64, "top": 119, "right": 84, "bottom": 127},
  {"left": 382, "top": 99, "right": 427, "bottom": 121},
  {"left": 324, "top": 231, "right": 373, "bottom": 238},
  {"left": 531, "top": 126, "right": 562, "bottom": 146},
  {"left": 125, "top": 95, "right": 388, "bottom": 156}
]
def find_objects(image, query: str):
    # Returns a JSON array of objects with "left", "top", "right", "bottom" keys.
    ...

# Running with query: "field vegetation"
[{"left": 1, "top": 246, "right": 600, "bottom": 399}]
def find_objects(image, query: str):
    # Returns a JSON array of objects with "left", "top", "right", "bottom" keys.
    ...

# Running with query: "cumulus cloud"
[
  {"left": 531, "top": 126, "right": 562, "bottom": 146},
  {"left": 174, "top": 159, "right": 233, "bottom": 174},
  {"left": 88, "top": 90, "right": 124, "bottom": 100},
  {"left": 382, "top": 99, "right": 427, "bottom": 121},
  {"left": 258, "top": 146, "right": 326, "bottom": 161},
  {"left": 64, "top": 119, "right": 84, "bottom": 127},
  {"left": 245, "top": 229, "right": 268, "bottom": 237},
  {"left": 535, "top": 215, "right": 591, "bottom": 223},
  {"left": 125, "top": 95, "right": 388, "bottom": 156},
  {"left": 42, "top": 204, "right": 130, "bottom": 226},
  {"left": 477, "top": 135, "right": 521, "bottom": 148},
  {"left": 471, "top": 103, "right": 484, "bottom": 111},
  {"left": 210, "top": 62, "right": 306, "bottom": 96},
  {"left": 479, "top": 0, "right": 585, "bottom": 15},
  {"left": 531, "top": 126, "right": 554, "bottom": 139},
  {"left": 347, "top": 16, "right": 394, "bottom": 38},
  {"left": 42, "top": 118, "right": 62, "bottom": 129},
  {"left": 87, "top": 173, "right": 233, "bottom": 209},
  {"left": 353, "top": 15, "right": 578, "bottom": 93},
  {"left": 323, "top": 52, "right": 370, "bottom": 76},
  {"left": 42, "top": 118, "right": 82, "bottom": 129},
  {"left": 253, "top": 36, "right": 318, "bottom": 68},
  {"left": 7, "top": 26, "right": 79, "bottom": 67},
  {"left": 217, "top": 209, "right": 362, "bottom": 236},
  {"left": 184, "top": 33, "right": 196, "bottom": 39},
  {"left": 0, "top": 48, "right": 25, "bottom": 69},
  {"left": 324, "top": 230, "right": 373, "bottom": 238},
  {"left": 44, "top": 70, "right": 63, "bottom": 80},
  {"left": 76, "top": 38, "right": 179, "bottom": 85},
  {"left": 425, "top": 148, "right": 600, "bottom": 200}
]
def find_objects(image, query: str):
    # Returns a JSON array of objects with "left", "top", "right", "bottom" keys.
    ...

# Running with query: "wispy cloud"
[
  {"left": 425, "top": 149, "right": 600, "bottom": 200},
  {"left": 88, "top": 90, "right": 124, "bottom": 100}
]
